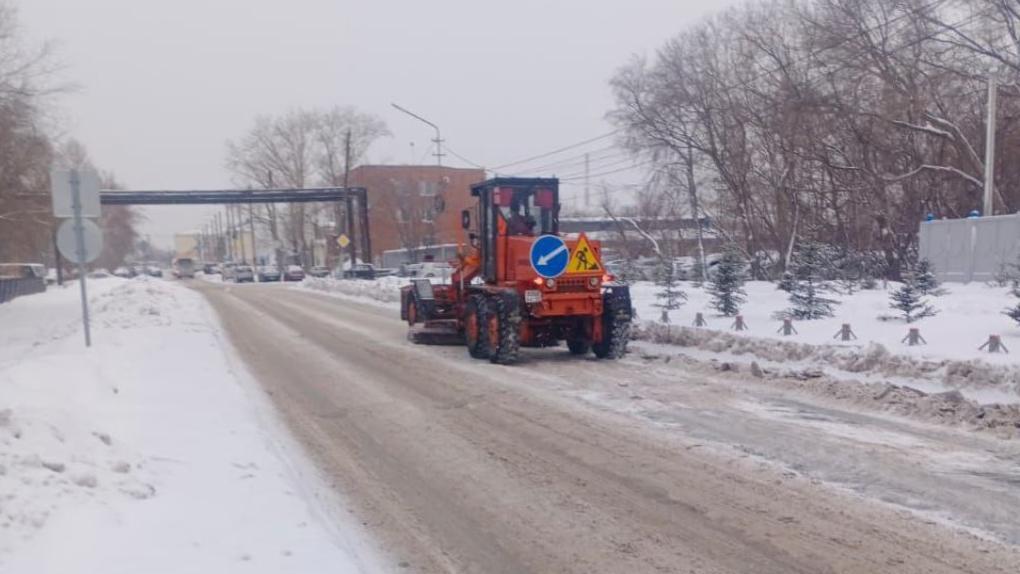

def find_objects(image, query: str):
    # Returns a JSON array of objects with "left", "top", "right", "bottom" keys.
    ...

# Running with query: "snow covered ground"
[
  {"left": 293, "top": 277, "right": 1020, "bottom": 406},
  {"left": 0, "top": 277, "right": 383, "bottom": 573},
  {"left": 629, "top": 281, "right": 1020, "bottom": 365}
]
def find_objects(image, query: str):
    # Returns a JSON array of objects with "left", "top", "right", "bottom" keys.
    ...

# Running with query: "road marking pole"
[{"left": 70, "top": 168, "right": 92, "bottom": 347}]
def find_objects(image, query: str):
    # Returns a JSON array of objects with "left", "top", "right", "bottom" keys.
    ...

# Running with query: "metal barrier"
[
  {"left": 918, "top": 214, "right": 1020, "bottom": 283},
  {"left": 0, "top": 277, "right": 46, "bottom": 304}
]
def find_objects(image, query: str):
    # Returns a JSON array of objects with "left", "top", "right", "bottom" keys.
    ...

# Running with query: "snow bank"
[
  {"left": 298, "top": 277, "right": 403, "bottom": 307},
  {"left": 293, "top": 276, "right": 1020, "bottom": 403},
  {"left": 0, "top": 277, "right": 382, "bottom": 573},
  {"left": 636, "top": 323, "right": 1020, "bottom": 400}
]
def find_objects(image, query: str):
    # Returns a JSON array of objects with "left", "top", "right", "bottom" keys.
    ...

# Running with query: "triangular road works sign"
[{"left": 566, "top": 233, "right": 603, "bottom": 274}]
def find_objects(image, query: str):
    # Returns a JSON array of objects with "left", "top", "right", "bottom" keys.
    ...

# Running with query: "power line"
[
  {"left": 560, "top": 160, "right": 655, "bottom": 182},
  {"left": 444, "top": 145, "right": 486, "bottom": 169},
  {"left": 557, "top": 155, "right": 641, "bottom": 179},
  {"left": 490, "top": 131, "right": 618, "bottom": 171},
  {"left": 509, "top": 145, "right": 625, "bottom": 176}
]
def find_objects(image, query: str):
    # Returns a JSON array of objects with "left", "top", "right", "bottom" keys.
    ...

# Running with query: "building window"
[{"left": 418, "top": 180, "right": 438, "bottom": 197}]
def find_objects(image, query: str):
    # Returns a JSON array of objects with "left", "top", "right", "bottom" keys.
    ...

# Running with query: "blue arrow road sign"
[{"left": 529, "top": 235, "right": 569, "bottom": 278}]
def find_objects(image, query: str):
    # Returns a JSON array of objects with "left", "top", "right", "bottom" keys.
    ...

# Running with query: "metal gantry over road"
[{"left": 99, "top": 186, "right": 372, "bottom": 264}]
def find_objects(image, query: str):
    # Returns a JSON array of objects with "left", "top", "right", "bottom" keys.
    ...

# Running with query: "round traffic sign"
[
  {"left": 529, "top": 235, "right": 569, "bottom": 278},
  {"left": 57, "top": 218, "right": 103, "bottom": 264}
]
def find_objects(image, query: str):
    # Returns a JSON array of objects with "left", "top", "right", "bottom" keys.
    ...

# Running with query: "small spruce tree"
[
  {"left": 690, "top": 259, "right": 706, "bottom": 288},
  {"left": 654, "top": 259, "right": 687, "bottom": 323},
  {"left": 708, "top": 247, "right": 746, "bottom": 316},
  {"left": 889, "top": 273, "right": 938, "bottom": 322},
  {"left": 914, "top": 258, "right": 943, "bottom": 296},
  {"left": 777, "top": 271, "right": 797, "bottom": 293},
  {"left": 1006, "top": 273, "right": 1020, "bottom": 326},
  {"left": 785, "top": 242, "right": 839, "bottom": 319}
]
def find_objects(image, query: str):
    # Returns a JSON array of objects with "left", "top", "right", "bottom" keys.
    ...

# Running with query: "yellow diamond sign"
[
  {"left": 566, "top": 233, "right": 602, "bottom": 274},
  {"left": 337, "top": 234, "right": 351, "bottom": 248}
]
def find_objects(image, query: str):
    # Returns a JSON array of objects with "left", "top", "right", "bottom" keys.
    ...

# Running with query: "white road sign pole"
[{"left": 71, "top": 168, "right": 92, "bottom": 347}]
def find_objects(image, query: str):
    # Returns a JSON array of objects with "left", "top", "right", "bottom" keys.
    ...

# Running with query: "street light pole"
[
  {"left": 983, "top": 78, "right": 997, "bottom": 217},
  {"left": 391, "top": 102, "right": 444, "bottom": 166}
]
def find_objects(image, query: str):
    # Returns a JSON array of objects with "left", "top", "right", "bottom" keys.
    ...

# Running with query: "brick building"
[{"left": 349, "top": 165, "right": 486, "bottom": 264}]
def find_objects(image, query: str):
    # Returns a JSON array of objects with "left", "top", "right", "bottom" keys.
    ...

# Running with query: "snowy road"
[{"left": 196, "top": 281, "right": 1020, "bottom": 573}]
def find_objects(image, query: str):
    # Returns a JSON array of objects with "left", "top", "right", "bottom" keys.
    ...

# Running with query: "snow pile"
[
  {"left": 693, "top": 355, "right": 1020, "bottom": 437},
  {"left": 0, "top": 277, "right": 381, "bottom": 573},
  {"left": 299, "top": 276, "right": 403, "bottom": 305},
  {"left": 636, "top": 323, "right": 1020, "bottom": 401}
]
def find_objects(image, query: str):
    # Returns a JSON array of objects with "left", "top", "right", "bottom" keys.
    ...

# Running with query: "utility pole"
[
  {"left": 686, "top": 147, "right": 708, "bottom": 283},
  {"left": 238, "top": 205, "right": 248, "bottom": 263},
  {"left": 391, "top": 103, "right": 444, "bottom": 166},
  {"left": 53, "top": 229, "right": 64, "bottom": 286},
  {"left": 983, "top": 78, "right": 997, "bottom": 217},
  {"left": 249, "top": 202, "right": 258, "bottom": 265},
  {"left": 225, "top": 205, "right": 234, "bottom": 261},
  {"left": 343, "top": 128, "right": 357, "bottom": 268},
  {"left": 214, "top": 213, "right": 222, "bottom": 261},
  {"left": 584, "top": 152, "right": 591, "bottom": 209}
]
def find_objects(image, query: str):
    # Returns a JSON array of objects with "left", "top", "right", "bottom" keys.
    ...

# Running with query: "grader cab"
[{"left": 400, "top": 177, "right": 631, "bottom": 364}]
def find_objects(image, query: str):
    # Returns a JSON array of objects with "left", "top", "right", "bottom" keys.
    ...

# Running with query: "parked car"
[
  {"left": 173, "top": 258, "right": 196, "bottom": 279},
  {"left": 309, "top": 265, "right": 330, "bottom": 278},
  {"left": 113, "top": 266, "right": 133, "bottom": 278},
  {"left": 258, "top": 266, "right": 281, "bottom": 282},
  {"left": 233, "top": 265, "right": 255, "bottom": 283},
  {"left": 342, "top": 263, "right": 376, "bottom": 280},
  {"left": 146, "top": 265, "right": 163, "bottom": 278},
  {"left": 220, "top": 263, "right": 237, "bottom": 281},
  {"left": 203, "top": 263, "right": 219, "bottom": 274},
  {"left": 283, "top": 265, "right": 305, "bottom": 282}
]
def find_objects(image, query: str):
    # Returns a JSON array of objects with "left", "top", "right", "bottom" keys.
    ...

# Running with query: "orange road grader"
[{"left": 400, "top": 177, "right": 632, "bottom": 364}]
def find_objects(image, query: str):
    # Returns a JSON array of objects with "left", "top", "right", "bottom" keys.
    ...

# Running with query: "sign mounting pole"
[{"left": 71, "top": 168, "right": 92, "bottom": 347}]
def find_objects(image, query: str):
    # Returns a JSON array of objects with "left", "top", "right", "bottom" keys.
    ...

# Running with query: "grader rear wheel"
[
  {"left": 406, "top": 298, "right": 418, "bottom": 326},
  {"left": 464, "top": 295, "right": 489, "bottom": 359},
  {"left": 567, "top": 339, "right": 590, "bottom": 355},
  {"left": 486, "top": 293, "right": 521, "bottom": 365}
]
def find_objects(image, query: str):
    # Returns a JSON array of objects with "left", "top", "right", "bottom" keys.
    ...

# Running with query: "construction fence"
[
  {"left": 918, "top": 214, "right": 1020, "bottom": 283},
  {"left": 0, "top": 277, "right": 46, "bottom": 304}
]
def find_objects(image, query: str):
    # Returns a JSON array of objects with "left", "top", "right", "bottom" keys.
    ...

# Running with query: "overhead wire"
[
  {"left": 443, "top": 145, "right": 486, "bottom": 169},
  {"left": 489, "top": 131, "right": 618, "bottom": 172},
  {"left": 508, "top": 144, "right": 622, "bottom": 175}
]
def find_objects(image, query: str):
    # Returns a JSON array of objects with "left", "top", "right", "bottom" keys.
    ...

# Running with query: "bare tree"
[
  {"left": 226, "top": 107, "right": 388, "bottom": 267},
  {"left": 0, "top": 2, "right": 62, "bottom": 264},
  {"left": 610, "top": 0, "right": 1020, "bottom": 280}
]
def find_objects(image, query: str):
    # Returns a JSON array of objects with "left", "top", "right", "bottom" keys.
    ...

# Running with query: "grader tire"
[
  {"left": 464, "top": 295, "right": 489, "bottom": 359},
  {"left": 593, "top": 288, "right": 632, "bottom": 360},
  {"left": 486, "top": 293, "right": 521, "bottom": 365},
  {"left": 567, "top": 339, "right": 590, "bottom": 355}
]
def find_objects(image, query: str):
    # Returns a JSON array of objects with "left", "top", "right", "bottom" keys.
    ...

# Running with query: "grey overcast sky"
[{"left": 19, "top": 0, "right": 731, "bottom": 247}]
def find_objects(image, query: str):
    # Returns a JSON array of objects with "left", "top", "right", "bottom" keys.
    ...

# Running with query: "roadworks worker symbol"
[{"left": 567, "top": 234, "right": 603, "bottom": 274}]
